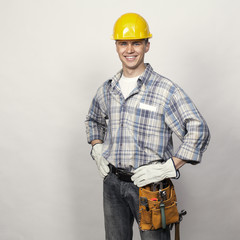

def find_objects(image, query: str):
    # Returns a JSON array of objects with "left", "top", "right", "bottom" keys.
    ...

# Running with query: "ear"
[{"left": 145, "top": 42, "right": 150, "bottom": 53}]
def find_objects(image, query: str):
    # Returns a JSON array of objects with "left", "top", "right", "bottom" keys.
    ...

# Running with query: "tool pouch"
[{"left": 139, "top": 179, "right": 179, "bottom": 231}]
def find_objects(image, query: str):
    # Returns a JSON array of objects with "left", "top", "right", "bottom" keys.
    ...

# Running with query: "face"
[{"left": 115, "top": 39, "right": 150, "bottom": 74}]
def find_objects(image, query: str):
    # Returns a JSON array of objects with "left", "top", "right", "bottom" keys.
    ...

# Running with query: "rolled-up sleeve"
[
  {"left": 165, "top": 87, "right": 210, "bottom": 163},
  {"left": 85, "top": 86, "right": 108, "bottom": 144}
]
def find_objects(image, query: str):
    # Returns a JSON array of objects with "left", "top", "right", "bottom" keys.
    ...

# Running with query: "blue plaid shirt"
[{"left": 85, "top": 64, "right": 210, "bottom": 170}]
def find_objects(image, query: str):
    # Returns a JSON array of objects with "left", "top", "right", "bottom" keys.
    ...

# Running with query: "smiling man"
[
  {"left": 85, "top": 13, "right": 210, "bottom": 240},
  {"left": 116, "top": 39, "right": 150, "bottom": 76}
]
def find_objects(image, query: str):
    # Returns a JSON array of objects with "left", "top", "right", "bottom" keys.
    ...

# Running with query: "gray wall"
[{"left": 0, "top": 0, "right": 239, "bottom": 239}]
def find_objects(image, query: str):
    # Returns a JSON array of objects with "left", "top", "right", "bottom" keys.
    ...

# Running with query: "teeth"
[{"left": 126, "top": 56, "right": 136, "bottom": 59}]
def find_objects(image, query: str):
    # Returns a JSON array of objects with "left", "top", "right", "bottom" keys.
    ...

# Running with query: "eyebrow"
[{"left": 117, "top": 40, "right": 143, "bottom": 44}]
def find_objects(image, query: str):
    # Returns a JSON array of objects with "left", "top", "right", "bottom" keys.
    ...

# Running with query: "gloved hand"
[
  {"left": 131, "top": 158, "right": 177, "bottom": 187},
  {"left": 91, "top": 144, "right": 110, "bottom": 178}
]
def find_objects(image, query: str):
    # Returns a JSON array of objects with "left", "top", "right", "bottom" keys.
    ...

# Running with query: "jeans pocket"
[{"left": 103, "top": 173, "right": 111, "bottom": 183}]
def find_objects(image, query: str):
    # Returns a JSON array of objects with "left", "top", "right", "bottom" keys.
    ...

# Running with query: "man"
[{"left": 85, "top": 13, "right": 210, "bottom": 240}]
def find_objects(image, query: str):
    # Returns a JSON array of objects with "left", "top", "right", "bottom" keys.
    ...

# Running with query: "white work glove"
[
  {"left": 131, "top": 158, "right": 177, "bottom": 187},
  {"left": 91, "top": 144, "right": 110, "bottom": 178}
]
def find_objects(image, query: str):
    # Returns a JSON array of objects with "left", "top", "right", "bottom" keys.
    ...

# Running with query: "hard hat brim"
[{"left": 111, "top": 34, "right": 152, "bottom": 40}]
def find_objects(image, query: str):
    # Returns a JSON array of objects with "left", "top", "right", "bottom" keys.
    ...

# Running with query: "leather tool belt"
[{"left": 139, "top": 179, "right": 186, "bottom": 240}]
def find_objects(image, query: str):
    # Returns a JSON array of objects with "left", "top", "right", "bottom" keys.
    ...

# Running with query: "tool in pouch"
[{"left": 139, "top": 179, "right": 186, "bottom": 240}]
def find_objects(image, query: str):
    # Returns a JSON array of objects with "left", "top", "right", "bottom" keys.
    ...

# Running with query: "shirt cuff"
[
  {"left": 87, "top": 131, "right": 105, "bottom": 144},
  {"left": 175, "top": 144, "right": 203, "bottom": 164}
]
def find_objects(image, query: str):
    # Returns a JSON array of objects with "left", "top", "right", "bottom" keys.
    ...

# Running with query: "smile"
[{"left": 125, "top": 56, "right": 137, "bottom": 61}]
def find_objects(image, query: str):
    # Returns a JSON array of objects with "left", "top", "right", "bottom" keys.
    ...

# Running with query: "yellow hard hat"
[{"left": 111, "top": 13, "right": 152, "bottom": 40}]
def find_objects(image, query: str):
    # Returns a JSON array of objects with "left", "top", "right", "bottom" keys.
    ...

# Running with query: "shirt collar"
[
  {"left": 109, "top": 63, "right": 153, "bottom": 90},
  {"left": 109, "top": 69, "right": 122, "bottom": 90},
  {"left": 138, "top": 63, "right": 153, "bottom": 87}
]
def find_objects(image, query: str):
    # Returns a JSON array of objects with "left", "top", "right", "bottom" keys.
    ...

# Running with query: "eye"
[
  {"left": 134, "top": 42, "right": 141, "bottom": 46},
  {"left": 119, "top": 42, "right": 127, "bottom": 46}
]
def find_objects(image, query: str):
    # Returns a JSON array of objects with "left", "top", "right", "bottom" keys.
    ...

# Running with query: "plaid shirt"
[{"left": 85, "top": 64, "right": 210, "bottom": 169}]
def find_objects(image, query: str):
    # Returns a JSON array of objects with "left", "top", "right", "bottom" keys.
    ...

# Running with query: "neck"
[{"left": 122, "top": 63, "right": 146, "bottom": 78}]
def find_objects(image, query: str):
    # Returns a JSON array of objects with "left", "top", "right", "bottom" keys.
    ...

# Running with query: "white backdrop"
[{"left": 0, "top": 0, "right": 239, "bottom": 239}]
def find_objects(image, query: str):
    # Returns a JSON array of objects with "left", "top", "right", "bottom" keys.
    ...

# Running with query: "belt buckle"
[{"left": 115, "top": 168, "right": 133, "bottom": 182}]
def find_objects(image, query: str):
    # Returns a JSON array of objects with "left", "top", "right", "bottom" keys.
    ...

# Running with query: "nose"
[{"left": 126, "top": 43, "right": 134, "bottom": 53}]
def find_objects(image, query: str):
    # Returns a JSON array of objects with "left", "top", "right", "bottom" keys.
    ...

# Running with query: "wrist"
[
  {"left": 169, "top": 158, "right": 180, "bottom": 179},
  {"left": 91, "top": 140, "right": 103, "bottom": 146},
  {"left": 171, "top": 157, "right": 186, "bottom": 169}
]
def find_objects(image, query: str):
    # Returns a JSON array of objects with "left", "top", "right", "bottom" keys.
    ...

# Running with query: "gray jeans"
[{"left": 103, "top": 173, "right": 170, "bottom": 240}]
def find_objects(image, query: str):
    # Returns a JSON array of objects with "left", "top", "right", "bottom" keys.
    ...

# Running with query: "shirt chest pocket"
[{"left": 130, "top": 103, "right": 165, "bottom": 137}]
